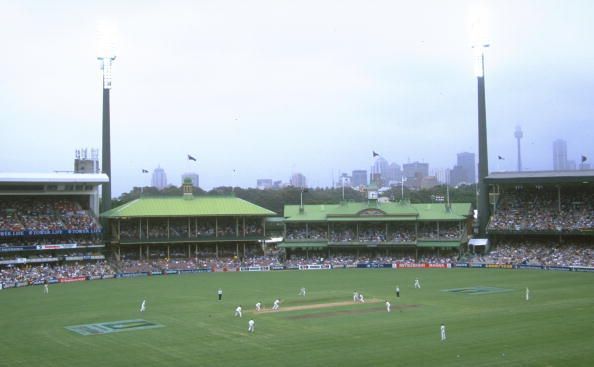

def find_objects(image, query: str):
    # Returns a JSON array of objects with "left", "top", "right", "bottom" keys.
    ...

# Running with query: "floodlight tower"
[
  {"left": 475, "top": 43, "right": 489, "bottom": 237},
  {"left": 98, "top": 37, "right": 116, "bottom": 213},
  {"left": 514, "top": 125, "right": 523, "bottom": 171}
]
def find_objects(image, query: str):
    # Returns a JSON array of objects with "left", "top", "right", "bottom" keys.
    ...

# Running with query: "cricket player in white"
[
  {"left": 358, "top": 293, "right": 365, "bottom": 303},
  {"left": 414, "top": 278, "right": 421, "bottom": 289},
  {"left": 272, "top": 299, "right": 280, "bottom": 311},
  {"left": 255, "top": 302, "right": 262, "bottom": 311},
  {"left": 299, "top": 287, "right": 306, "bottom": 296},
  {"left": 440, "top": 323, "right": 446, "bottom": 341},
  {"left": 385, "top": 300, "right": 391, "bottom": 312},
  {"left": 44, "top": 283, "right": 49, "bottom": 294},
  {"left": 353, "top": 291, "right": 359, "bottom": 302},
  {"left": 525, "top": 287, "right": 530, "bottom": 301},
  {"left": 234, "top": 305, "right": 243, "bottom": 318},
  {"left": 140, "top": 300, "right": 146, "bottom": 312},
  {"left": 248, "top": 319, "right": 255, "bottom": 333}
]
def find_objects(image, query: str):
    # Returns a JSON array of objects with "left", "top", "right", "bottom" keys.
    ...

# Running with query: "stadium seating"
[
  {"left": 488, "top": 188, "right": 594, "bottom": 232},
  {"left": 0, "top": 198, "right": 101, "bottom": 233}
]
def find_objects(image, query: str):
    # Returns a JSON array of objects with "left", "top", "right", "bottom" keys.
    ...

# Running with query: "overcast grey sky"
[{"left": 1, "top": 0, "right": 593, "bottom": 196}]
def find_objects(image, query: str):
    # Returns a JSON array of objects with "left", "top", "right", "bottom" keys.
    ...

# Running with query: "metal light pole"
[
  {"left": 476, "top": 44, "right": 489, "bottom": 236},
  {"left": 515, "top": 126, "right": 523, "bottom": 172},
  {"left": 98, "top": 53, "right": 116, "bottom": 213},
  {"left": 299, "top": 188, "right": 308, "bottom": 213}
]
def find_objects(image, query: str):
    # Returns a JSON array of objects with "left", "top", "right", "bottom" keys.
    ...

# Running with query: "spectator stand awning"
[
  {"left": 277, "top": 242, "right": 328, "bottom": 249},
  {"left": 485, "top": 170, "right": 594, "bottom": 185},
  {"left": 468, "top": 238, "right": 489, "bottom": 252},
  {"left": 416, "top": 240, "right": 461, "bottom": 248},
  {"left": 101, "top": 196, "right": 277, "bottom": 218},
  {"left": 284, "top": 202, "right": 473, "bottom": 223},
  {"left": 326, "top": 216, "right": 417, "bottom": 222}
]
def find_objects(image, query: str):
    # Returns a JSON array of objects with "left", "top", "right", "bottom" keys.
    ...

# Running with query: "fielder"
[
  {"left": 525, "top": 287, "right": 530, "bottom": 301},
  {"left": 414, "top": 278, "right": 421, "bottom": 289},
  {"left": 385, "top": 300, "right": 391, "bottom": 312},
  {"left": 140, "top": 299, "right": 146, "bottom": 312},
  {"left": 299, "top": 287, "right": 307, "bottom": 296},
  {"left": 248, "top": 319, "right": 255, "bottom": 333},
  {"left": 358, "top": 293, "right": 365, "bottom": 303},
  {"left": 440, "top": 323, "right": 446, "bottom": 341},
  {"left": 272, "top": 299, "right": 280, "bottom": 311},
  {"left": 255, "top": 302, "right": 262, "bottom": 311},
  {"left": 353, "top": 291, "right": 359, "bottom": 302},
  {"left": 43, "top": 283, "right": 49, "bottom": 294},
  {"left": 234, "top": 305, "right": 243, "bottom": 318}
]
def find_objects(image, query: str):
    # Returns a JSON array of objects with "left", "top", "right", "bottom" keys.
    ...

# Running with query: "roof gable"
[{"left": 101, "top": 196, "right": 276, "bottom": 218}]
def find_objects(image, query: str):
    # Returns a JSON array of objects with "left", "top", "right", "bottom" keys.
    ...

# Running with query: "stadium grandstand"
[
  {"left": 280, "top": 184, "right": 473, "bottom": 261},
  {"left": 0, "top": 173, "right": 112, "bottom": 288},
  {"left": 100, "top": 179, "right": 277, "bottom": 271},
  {"left": 463, "top": 170, "right": 594, "bottom": 267}
]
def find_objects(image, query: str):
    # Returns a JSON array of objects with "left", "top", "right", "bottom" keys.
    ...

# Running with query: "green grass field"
[{"left": 1, "top": 269, "right": 593, "bottom": 367}]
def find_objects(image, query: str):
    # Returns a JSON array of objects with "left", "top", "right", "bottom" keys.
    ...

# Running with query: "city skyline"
[{"left": 1, "top": 0, "right": 593, "bottom": 196}]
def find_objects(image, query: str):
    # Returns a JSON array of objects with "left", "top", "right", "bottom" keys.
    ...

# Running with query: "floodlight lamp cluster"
[
  {"left": 97, "top": 23, "right": 117, "bottom": 90},
  {"left": 98, "top": 55, "right": 116, "bottom": 90},
  {"left": 472, "top": 43, "right": 489, "bottom": 78}
]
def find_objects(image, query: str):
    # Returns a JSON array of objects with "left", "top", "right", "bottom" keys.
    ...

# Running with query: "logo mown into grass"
[
  {"left": 66, "top": 319, "right": 164, "bottom": 336},
  {"left": 442, "top": 286, "right": 512, "bottom": 295}
]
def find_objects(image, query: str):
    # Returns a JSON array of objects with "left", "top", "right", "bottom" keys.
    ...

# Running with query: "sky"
[{"left": 1, "top": 0, "right": 593, "bottom": 196}]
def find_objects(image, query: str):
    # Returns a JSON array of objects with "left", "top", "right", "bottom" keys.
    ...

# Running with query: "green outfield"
[{"left": 1, "top": 269, "right": 593, "bottom": 367}]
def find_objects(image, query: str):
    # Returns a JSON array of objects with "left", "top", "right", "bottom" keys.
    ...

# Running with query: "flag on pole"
[
  {"left": 141, "top": 169, "right": 149, "bottom": 173},
  {"left": 188, "top": 154, "right": 197, "bottom": 162},
  {"left": 497, "top": 155, "right": 504, "bottom": 160},
  {"left": 373, "top": 151, "right": 380, "bottom": 157},
  {"left": 582, "top": 155, "right": 588, "bottom": 163}
]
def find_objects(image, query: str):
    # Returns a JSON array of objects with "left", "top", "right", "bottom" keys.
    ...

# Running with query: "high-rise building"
[
  {"left": 385, "top": 163, "right": 402, "bottom": 183},
  {"left": 372, "top": 157, "right": 389, "bottom": 180},
  {"left": 431, "top": 168, "right": 449, "bottom": 185},
  {"left": 290, "top": 173, "right": 307, "bottom": 188},
  {"left": 553, "top": 139, "right": 568, "bottom": 171},
  {"left": 402, "top": 162, "right": 429, "bottom": 180},
  {"left": 181, "top": 172, "right": 199, "bottom": 188},
  {"left": 450, "top": 165, "right": 467, "bottom": 186},
  {"left": 337, "top": 173, "right": 351, "bottom": 187},
  {"left": 457, "top": 152, "right": 476, "bottom": 183},
  {"left": 151, "top": 166, "right": 167, "bottom": 190},
  {"left": 351, "top": 170, "right": 367, "bottom": 187},
  {"left": 257, "top": 179, "right": 273, "bottom": 190}
]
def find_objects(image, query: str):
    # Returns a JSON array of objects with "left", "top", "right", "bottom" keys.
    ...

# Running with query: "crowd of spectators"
[
  {"left": 391, "top": 231, "right": 416, "bottom": 243},
  {"left": 330, "top": 229, "right": 356, "bottom": 242},
  {"left": 286, "top": 228, "right": 327, "bottom": 240},
  {"left": 118, "top": 220, "right": 263, "bottom": 240},
  {"left": 327, "top": 227, "right": 457, "bottom": 243},
  {"left": 475, "top": 240, "right": 594, "bottom": 267},
  {"left": 283, "top": 253, "right": 458, "bottom": 267},
  {"left": 3, "top": 239, "right": 594, "bottom": 287},
  {"left": 117, "top": 255, "right": 284, "bottom": 273},
  {"left": 1, "top": 235, "right": 103, "bottom": 249},
  {"left": 488, "top": 188, "right": 594, "bottom": 232},
  {"left": 0, "top": 198, "right": 100, "bottom": 233},
  {"left": 0, "top": 261, "right": 115, "bottom": 285}
]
